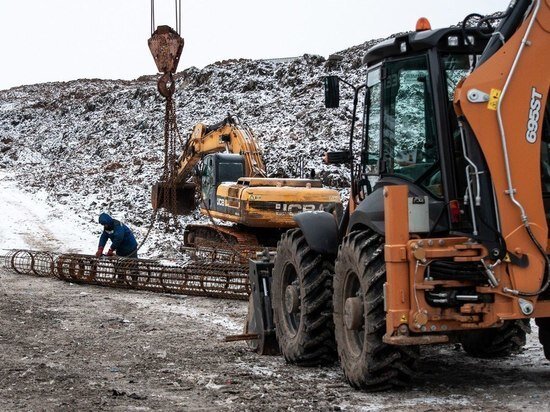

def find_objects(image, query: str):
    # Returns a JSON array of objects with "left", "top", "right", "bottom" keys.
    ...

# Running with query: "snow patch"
[{"left": 0, "top": 170, "right": 98, "bottom": 252}]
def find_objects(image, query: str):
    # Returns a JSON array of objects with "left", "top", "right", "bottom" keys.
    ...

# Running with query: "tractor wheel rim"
[
  {"left": 282, "top": 262, "right": 300, "bottom": 336},
  {"left": 342, "top": 270, "right": 364, "bottom": 357},
  {"left": 344, "top": 296, "right": 364, "bottom": 330},
  {"left": 285, "top": 285, "right": 300, "bottom": 314}
]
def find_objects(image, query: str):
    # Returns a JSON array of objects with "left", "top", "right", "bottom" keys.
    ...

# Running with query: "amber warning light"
[
  {"left": 450, "top": 200, "right": 461, "bottom": 223},
  {"left": 416, "top": 17, "right": 432, "bottom": 31}
]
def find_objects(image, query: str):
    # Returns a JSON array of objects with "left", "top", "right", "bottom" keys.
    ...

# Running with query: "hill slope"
[{"left": 0, "top": 38, "right": 382, "bottom": 257}]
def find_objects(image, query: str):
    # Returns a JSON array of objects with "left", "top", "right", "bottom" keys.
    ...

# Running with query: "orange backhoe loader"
[{"left": 246, "top": 0, "right": 550, "bottom": 390}]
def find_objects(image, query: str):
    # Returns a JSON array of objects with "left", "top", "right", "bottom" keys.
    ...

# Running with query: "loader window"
[
  {"left": 442, "top": 53, "right": 476, "bottom": 203},
  {"left": 381, "top": 55, "right": 440, "bottom": 195},
  {"left": 363, "top": 66, "right": 381, "bottom": 175},
  {"left": 443, "top": 54, "right": 472, "bottom": 100}
]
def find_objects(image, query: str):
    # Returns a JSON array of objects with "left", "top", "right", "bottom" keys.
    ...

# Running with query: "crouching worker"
[
  {"left": 95, "top": 213, "right": 139, "bottom": 285},
  {"left": 95, "top": 213, "right": 138, "bottom": 258}
]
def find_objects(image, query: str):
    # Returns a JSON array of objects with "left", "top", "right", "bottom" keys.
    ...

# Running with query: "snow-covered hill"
[{"left": 0, "top": 38, "right": 383, "bottom": 258}]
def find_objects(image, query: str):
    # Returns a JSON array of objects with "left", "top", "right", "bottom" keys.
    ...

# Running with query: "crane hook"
[{"left": 148, "top": 25, "right": 184, "bottom": 98}]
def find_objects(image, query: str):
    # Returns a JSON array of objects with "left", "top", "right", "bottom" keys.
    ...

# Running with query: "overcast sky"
[{"left": 0, "top": 0, "right": 510, "bottom": 90}]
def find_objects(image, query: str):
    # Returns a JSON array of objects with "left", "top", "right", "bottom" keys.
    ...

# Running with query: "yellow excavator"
[
  {"left": 146, "top": 6, "right": 341, "bottom": 250},
  {"left": 152, "top": 115, "right": 342, "bottom": 248}
]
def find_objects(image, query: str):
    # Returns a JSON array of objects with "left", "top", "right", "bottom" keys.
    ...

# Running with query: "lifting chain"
[
  {"left": 148, "top": 11, "right": 185, "bottom": 228},
  {"left": 119, "top": 5, "right": 186, "bottom": 257},
  {"left": 161, "top": 94, "right": 183, "bottom": 228}
]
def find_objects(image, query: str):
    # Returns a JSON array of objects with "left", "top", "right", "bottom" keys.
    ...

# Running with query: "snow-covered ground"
[
  {"left": 0, "top": 171, "right": 97, "bottom": 253},
  {"left": 0, "top": 147, "right": 548, "bottom": 411}
]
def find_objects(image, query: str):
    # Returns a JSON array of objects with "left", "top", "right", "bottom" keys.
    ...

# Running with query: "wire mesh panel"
[
  {"left": 0, "top": 249, "right": 249, "bottom": 301},
  {"left": 9, "top": 250, "right": 35, "bottom": 275},
  {"left": 32, "top": 251, "right": 56, "bottom": 277}
]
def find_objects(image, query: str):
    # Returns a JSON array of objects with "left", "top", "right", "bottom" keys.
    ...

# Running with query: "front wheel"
[
  {"left": 272, "top": 229, "right": 336, "bottom": 366},
  {"left": 333, "top": 231, "right": 418, "bottom": 391}
]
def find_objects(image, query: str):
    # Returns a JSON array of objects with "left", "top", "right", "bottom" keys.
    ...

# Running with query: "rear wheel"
[
  {"left": 459, "top": 319, "right": 530, "bottom": 358},
  {"left": 535, "top": 317, "right": 550, "bottom": 360},
  {"left": 272, "top": 229, "right": 336, "bottom": 365},
  {"left": 333, "top": 231, "right": 417, "bottom": 391}
]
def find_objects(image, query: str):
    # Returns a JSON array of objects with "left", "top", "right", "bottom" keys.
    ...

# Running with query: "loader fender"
[{"left": 293, "top": 211, "right": 338, "bottom": 255}]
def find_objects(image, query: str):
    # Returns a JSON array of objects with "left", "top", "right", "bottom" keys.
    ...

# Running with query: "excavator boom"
[
  {"left": 174, "top": 116, "right": 266, "bottom": 184},
  {"left": 152, "top": 115, "right": 265, "bottom": 214}
]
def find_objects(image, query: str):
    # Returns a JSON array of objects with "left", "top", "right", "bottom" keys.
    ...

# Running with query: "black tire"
[
  {"left": 333, "top": 231, "right": 418, "bottom": 391},
  {"left": 272, "top": 228, "right": 336, "bottom": 366},
  {"left": 459, "top": 319, "right": 531, "bottom": 358},
  {"left": 535, "top": 317, "right": 550, "bottom": 360}
]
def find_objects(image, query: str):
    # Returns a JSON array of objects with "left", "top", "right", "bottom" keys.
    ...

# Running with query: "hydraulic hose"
[{"left": 510, "top": 223, "right": 550, "bottom": 297}]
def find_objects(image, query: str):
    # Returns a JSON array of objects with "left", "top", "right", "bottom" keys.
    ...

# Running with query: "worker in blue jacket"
[{"left": 95, "top": 213, "right": 138, "bottom": 258}]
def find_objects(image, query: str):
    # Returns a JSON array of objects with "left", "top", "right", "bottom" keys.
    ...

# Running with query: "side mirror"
[
  {"left": 324, "top": 76, "right": 340, "bottom": 108},
  {"left": 324, "top": 150, "right": 352, "bottom": 165}
]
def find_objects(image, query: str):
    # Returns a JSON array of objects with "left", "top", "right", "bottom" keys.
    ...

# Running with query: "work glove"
[
  {"left": 106, "top": 249, "right": 115, "bottom": 257},
  {"left": 95, "top": 247, "right": 104, "bottom": 258}
]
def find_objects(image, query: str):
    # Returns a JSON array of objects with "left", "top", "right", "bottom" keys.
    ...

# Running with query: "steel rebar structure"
[{"left": 0, "top": 249, "right": 250, "bottom": 300}]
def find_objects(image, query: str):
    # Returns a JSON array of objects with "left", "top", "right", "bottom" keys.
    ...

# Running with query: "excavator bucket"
[{"left": 151, "top": 182, "right": 197, "bottom": 214}]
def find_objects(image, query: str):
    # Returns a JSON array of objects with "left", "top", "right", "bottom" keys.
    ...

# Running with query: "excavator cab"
[{"left": 200, "top": 153, "right": 245, "bottom": 210}]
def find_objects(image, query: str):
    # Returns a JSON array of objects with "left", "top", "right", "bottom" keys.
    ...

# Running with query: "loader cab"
[
  {"left": 347, "top": 27, "right": 492, "bottom": 238},
  {"left": 201, "top": 153, "right": 245, "bottom": 210}
]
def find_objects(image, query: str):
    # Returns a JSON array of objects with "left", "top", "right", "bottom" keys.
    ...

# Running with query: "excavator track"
[
  {"left": 184, "top": 224, "right": 261, "bottom": 251},
  {"left": 1, "top": 249, "right": 250, "bottom": 301}
]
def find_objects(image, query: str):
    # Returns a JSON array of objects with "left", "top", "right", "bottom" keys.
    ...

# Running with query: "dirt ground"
[{"left": 0, "top": 270, "right": 549, "bottom": 412}]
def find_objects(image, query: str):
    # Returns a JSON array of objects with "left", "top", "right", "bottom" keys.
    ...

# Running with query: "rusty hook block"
[{"left": 148, "top": 25, "right": 184, "bottom": 98}]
